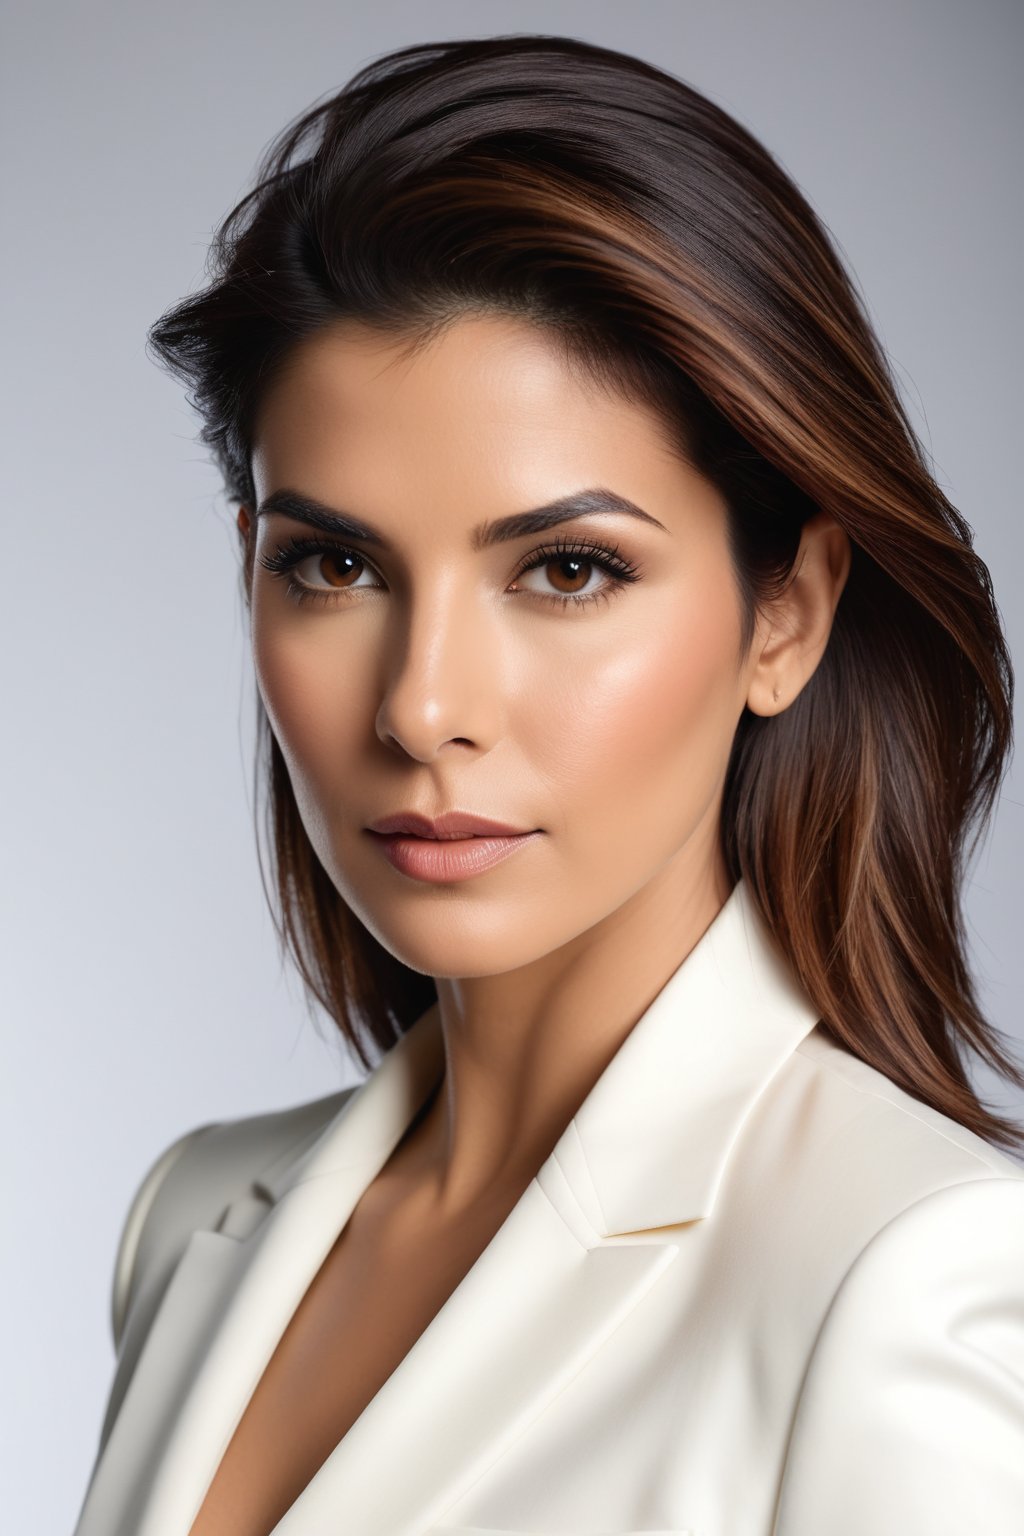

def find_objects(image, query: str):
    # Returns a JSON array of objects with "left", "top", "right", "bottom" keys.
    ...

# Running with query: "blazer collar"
[{"left": 260, "top": 874, "right": 822, "bottom": 1236}]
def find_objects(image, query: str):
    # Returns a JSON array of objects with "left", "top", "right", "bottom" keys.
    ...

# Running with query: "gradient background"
[{"left": 3, "top": 1, "right": 1022, "bottom": 1527}]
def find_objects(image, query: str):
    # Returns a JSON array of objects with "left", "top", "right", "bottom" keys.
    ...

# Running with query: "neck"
[{"left": 393, "top": 848, "right": 734, "bottom": 1217}]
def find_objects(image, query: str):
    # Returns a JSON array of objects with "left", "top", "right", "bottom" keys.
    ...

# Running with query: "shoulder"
[
  {"left": 764, "top": 1032, "right": 1024, "bottom": 1531},
  {"left": 788, "top": 1024, "right": 1023, "bottom": 1186},
  {"left": 725, "top": 1026, "right": 1023, "bottom": 1348},
  {"left": 774, "top": 1172, "right": 1024, "bottom": 1532},
  {"left": 111, "top": 1084, "right": 358, "bottom": 1350}
]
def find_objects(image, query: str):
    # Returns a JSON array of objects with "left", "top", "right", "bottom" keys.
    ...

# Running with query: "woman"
[{"left": 74, "top": 33, "right": 1024, "bottom": 1536}]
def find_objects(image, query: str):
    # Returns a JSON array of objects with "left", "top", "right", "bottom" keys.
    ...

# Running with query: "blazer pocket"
[{"left": 213, "top": 1189, "right": 275, "bottom": 1241}]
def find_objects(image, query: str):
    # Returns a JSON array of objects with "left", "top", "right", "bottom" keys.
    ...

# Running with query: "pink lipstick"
[{"left": 366, "top": 809, "right": 541, "bottom": 884}]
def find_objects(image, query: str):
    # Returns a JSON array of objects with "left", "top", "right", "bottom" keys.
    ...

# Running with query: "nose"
[{"left": 374, "top": 576, "right": 504, "bottom": 762}]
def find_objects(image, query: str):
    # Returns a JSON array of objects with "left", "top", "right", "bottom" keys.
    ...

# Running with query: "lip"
[
  {"left": 369, "top": 830, "right": 540, "bottom": 883},
  {"left": 364, "top": 809, "right": 542, "bottom": 884},
  {"left": 367, "top": 810, "right": 535, "bottom": 839}
]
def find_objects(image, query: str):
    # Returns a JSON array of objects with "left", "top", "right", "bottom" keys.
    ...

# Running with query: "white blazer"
[{"left": 74, "top": 877, "right": 1024, "bottom": 1535}]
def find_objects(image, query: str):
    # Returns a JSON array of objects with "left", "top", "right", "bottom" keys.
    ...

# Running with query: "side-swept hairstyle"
[{"left": 149, "top": 34, "right": 1022, "bottom": 1150}]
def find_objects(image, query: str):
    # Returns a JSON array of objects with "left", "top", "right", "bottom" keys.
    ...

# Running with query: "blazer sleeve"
[
  {"left": 773, "top": 1173, "right": 1024, "bottom": 1535},
  {"left": 109, "top": 1121, "right": 218, "bottom": 1353}
]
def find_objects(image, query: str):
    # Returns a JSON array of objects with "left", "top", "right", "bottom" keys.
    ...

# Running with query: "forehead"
[{"left": 250, "top": 314, "right": 689, "bottom": 504}]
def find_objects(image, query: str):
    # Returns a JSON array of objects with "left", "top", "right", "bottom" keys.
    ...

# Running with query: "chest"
[{"left": 184, "top": 1189, "right": 521, "bottom": 1536}]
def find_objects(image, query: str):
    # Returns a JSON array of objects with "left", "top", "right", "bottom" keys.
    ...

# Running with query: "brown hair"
[{"left": 147, "top": 35, "right": 1022, "bottom": 1151}]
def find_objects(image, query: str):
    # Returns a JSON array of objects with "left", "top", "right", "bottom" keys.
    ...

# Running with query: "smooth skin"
[
  {"left": 185, "top": 313, "right": 853, "bottom": 1536},
  {"left": 239, "top": 312, "right": 851, "bottom": 1217}
]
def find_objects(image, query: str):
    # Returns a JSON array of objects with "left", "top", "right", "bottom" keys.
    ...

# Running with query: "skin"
[{"left": 237, "top": 312, "right": 851, "bottom": 1221}]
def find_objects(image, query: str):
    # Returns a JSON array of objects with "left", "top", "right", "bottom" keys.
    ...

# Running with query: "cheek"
[
  {"left": 518, "top": 588, "right": 742, "bottom": 861},
  {"left": 251, "top": 613, "right": 374, "bottom": 813}
]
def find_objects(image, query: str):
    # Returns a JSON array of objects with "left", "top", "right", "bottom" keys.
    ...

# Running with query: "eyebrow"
[{"left": 254, "top": 486, "right": 668, "bottom": 550}]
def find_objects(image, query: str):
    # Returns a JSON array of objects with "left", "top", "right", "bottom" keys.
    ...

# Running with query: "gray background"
[{"left": 2, "top": 1, "right": 1021, "bottom": 1527}]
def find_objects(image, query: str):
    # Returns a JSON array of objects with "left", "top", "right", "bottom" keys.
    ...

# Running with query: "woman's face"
[{"left": 246, "top": 314, "right": 757, "bottom": 979}]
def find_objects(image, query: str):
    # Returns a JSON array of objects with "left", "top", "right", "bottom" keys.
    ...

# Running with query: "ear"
[
  {"left": 745, "top": 509, "right": 852, "bottom": 717},
  {"left": 235, "top": 505, "right": 255, "bottom": 602}
]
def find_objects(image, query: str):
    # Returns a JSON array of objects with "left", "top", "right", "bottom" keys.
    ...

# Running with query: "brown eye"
[
  {"left": 510, "top": 537, "right": 642, "bottom": 609},
  {"left": 545, "top": 556, "right": 594, "bottom": 594},
  {"left": 312, "top": 550, "right": 364, "bottom": 588},
  {"left": 288, "top": 547, "right": 377, "bottom": 592},
  {"left": 258, "top": 535, "right": 383, "bottom": 605},
  {"left": 513, "top": 552, "right": 607, "bottom": 602}
]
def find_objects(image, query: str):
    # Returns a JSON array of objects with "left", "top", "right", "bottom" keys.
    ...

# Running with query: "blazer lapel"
[
  {"left": 75, "top": 1018, "right": 447, "bottom": 1536},
  {"left": 272, "top": 1148, "right": 680, "bottom": 1534},
  {"left": 78, "top": 875, "right": 822, "bottom": 1536}
]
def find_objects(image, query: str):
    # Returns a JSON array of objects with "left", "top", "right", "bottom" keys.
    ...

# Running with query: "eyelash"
[{"left": 257, "top": 533, "right": 643, "bottom": 611}]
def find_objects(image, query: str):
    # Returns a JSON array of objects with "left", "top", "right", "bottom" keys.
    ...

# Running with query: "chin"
[{"left": 350, "top": 904, "right": 570, "bottom": 981}]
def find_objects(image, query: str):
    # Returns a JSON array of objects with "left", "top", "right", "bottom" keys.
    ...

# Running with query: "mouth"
[
  {"left": 365, "top": 820, "right": 542, "bottom": 884},
  {"left": 367, "top": 809, "right": 537, "bottom": 840}
]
